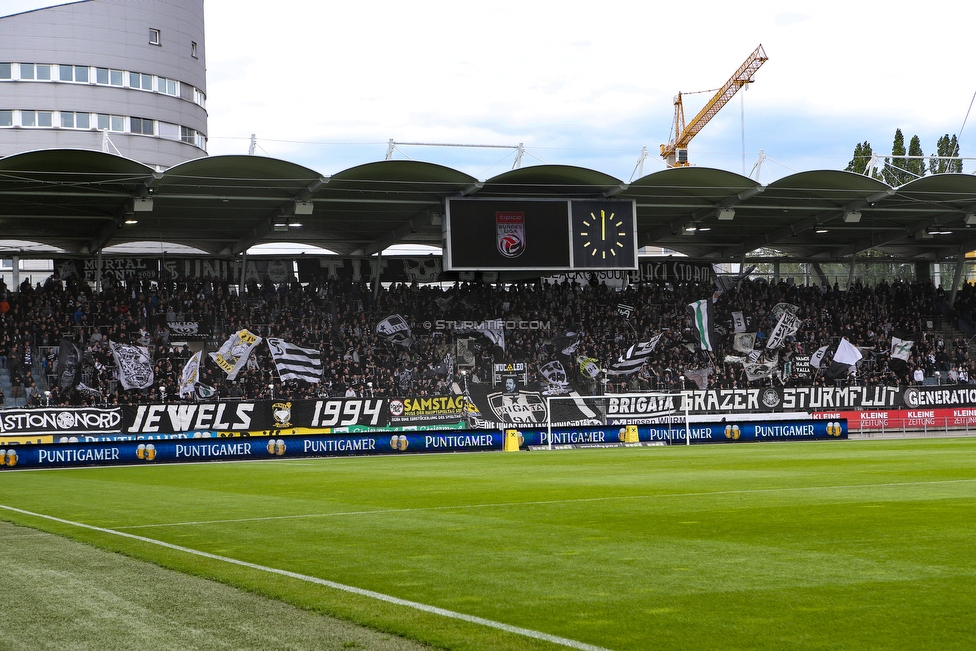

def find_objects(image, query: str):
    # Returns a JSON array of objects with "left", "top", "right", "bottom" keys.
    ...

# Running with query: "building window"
[
  {"left": 191, "top": 41, "right": 198, "bottom": 58},
  {"left": 0, "top": 111, "right": 12, "bottom": 127},
  {"left": 130, "top": 117, "right": 154, "bottom": 135},
  {"left": 36, "top": 64, "right": 51, "bottom": 80},
  {"left": 194, "top": 88, "right": 206, "bottom": 108},
  {"left": 94, "top": 67, "right": 123, "bottom": 85},
  {"left": 20, "top": 63, "right": 34, "bottom": 80},
  {"left": 181, "top": 126, "right": 194, "bottom": 144},
  {"left": 37, "top": 111, "right": 52, "bottom": 127},
  {"left": 96, "top": 114, "right": 124, "bottom": 131},
  {"left": 0, "top": 63, "right": 10, "bottom": 79},
  {"left": 157, "top": 77, "right": 178, "bottom": 96},
  {"left": 21, "top": 111, "right": 35, "bottom": 127},
  {"left": 61, "top": 64, "right": 90, "bottom": 83},
  {"left": 129, "top": 72, "right": 153, "bottom": 90},
  {"left": 158, "top": 121, "right": 179, "bottom": 140},
  {"left": 61, "top": 112, "right": 91, "bottom": 129},
  {"left": 149, "top": 28, "right": 160, "bottom": 45}
]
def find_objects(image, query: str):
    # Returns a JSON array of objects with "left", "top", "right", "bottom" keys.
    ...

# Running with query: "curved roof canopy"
[{"left": 2, "top": 149, "right": 975, "bottom": 261}]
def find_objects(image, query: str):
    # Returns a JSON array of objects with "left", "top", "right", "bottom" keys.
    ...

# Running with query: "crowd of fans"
[{"left": 0, "top": 269, "right": 973, "bottom": 408}]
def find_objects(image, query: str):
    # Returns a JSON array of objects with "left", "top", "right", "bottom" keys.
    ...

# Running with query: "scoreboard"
[{"left": 444, "top": 198, "right": 637, "bottom": 271}]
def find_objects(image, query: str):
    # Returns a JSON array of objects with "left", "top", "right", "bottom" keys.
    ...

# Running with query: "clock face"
[{"left": 571, "top": 201, "right": 636, "bottom": 269}]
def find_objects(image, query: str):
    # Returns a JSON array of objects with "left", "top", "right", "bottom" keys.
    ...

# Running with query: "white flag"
[
  {"left": 179, "top": 351, "right": 202, "bottom": 398},
  {"left": 267, "top": 338, "right": 323, "bottom": 383},
  {"left": 210, "top": 329, "right": 262, "bottom": 380},
  {"left": 109, "top": 341, "right": 154, "bottom": 390},
  {"left": 834, "top": 338, "right": 864, "bottom": 366}
]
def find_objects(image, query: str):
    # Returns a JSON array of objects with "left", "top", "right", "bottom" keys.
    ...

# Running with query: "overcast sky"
[{"left": 5, "top": 0, "right": 976, "bottom": 183}]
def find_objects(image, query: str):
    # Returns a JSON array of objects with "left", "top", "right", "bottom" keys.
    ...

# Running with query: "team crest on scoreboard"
[{"left": 496, "top": 212, "right": 525, "bottom": 258}]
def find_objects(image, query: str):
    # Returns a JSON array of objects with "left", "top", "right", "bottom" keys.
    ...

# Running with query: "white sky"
[{"left": 4, "top": 0, "right": 976, "bottom": 183}]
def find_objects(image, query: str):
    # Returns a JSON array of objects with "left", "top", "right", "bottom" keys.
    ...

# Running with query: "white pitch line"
[
  {"left": 0, "top": 503, "right": 612, "bottom": 651},
  {"left": 113, "top": 477, "right": 976, "bottom": 530}
]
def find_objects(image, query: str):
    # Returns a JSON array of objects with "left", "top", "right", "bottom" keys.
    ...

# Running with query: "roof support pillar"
[
  {"left": 950, "top": 249, "right": 967, "bottom": 307},
  {"left": 373, "top": 249, "right": 383, "bottom": 300},
  {"left": 847, "top": 256, "right": 856, "bottom": 290},
  {"left": 96, "top": 250, "right": 103, "bottom": 294},
  {"left": 811, "top": 263, "right": 829, "bottom": 288},
  {"left": 239, "top": 249, "right": 248, "bottom": 297},
  {"left": 11, "top": 256, "right": 19, "bottom": 292}
]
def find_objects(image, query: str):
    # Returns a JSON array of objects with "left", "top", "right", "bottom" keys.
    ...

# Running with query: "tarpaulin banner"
[
  {"left": 0, "top": 431, "right": 503, "bottom": 469},
  {"left": 814, "top": 407, "right": 976, "bottom": 430},
  {"left": 387, "top": 395, "right": 472, "bottom": 425},
  {"left": 0, "top": 407, "right": 123, "bottom": 435},
  {"left": 121, "top": 398, "right": 391, "bottom": 434}
]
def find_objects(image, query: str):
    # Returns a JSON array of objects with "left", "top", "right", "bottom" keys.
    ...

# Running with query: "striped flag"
[
  {"left": 687, "top": 299, "right": 716, "bottom": 352},
  {"left": 606, "top": 334, "right": 662, "bottom": 376},
  {"left": 266, "top": 338, "right": 323, "bottom": 383}
]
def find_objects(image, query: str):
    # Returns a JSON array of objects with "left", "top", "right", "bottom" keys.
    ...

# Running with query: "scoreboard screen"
[{"left": 444, "top": 198, "right": 636, "bottom": 271}]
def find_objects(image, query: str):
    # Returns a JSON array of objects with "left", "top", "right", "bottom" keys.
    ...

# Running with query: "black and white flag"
[
  {"left": 766, "top": 312, "right": 801, "bottom": 350},
  {"left": 733, "top": 332, "right": 757, "bottom": 354},
  {"left": 889, "top": 329, "right": 915, "bottom": 371},
  {"left": 731, "top": 311, "right": 749, "bottom": 333},
  {"left": 376, "top": 314, "right": 414, "bottom": 348},
  {"left": 267, "top": 338, "right": 323, "bottom": 383},
  {"left": 57, "top": 338, "right": 83, "bottom": 391},
  {"left": 109, "top": 341, "right": 154, "bottom": 391},
  {"left": 810, "top": 345, "right": 830, "bottom": 369},
  {"left": 179, "top": 350, "right": 202, "bottom": 398},
  {"left": 606, "top": 334, "right": 662, "bottom": 376},
  {"left": 744, "top": 362, "right": 777, "bottom": 382}
]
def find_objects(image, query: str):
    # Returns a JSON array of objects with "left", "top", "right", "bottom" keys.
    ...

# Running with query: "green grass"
[{"left": 2, "top": 438, "right": 976, "bottom": 650}]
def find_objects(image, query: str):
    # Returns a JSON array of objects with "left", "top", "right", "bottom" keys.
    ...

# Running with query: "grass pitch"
[{"left": 2, "top": 438, "right": 976, "bottom": 650}]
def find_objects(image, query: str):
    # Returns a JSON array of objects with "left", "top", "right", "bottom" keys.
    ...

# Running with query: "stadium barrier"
[{"left": 0, "top": 419, "right": 846, "bottom": 470}]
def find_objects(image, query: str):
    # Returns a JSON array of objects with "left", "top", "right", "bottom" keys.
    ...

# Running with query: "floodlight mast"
[{"left": 661, "top": 44, "right": 768, "bottom": 168}]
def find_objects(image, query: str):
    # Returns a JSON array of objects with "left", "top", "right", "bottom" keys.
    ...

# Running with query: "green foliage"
[
  {"left": 887, "top": 128, "right": 911, "bottom": 185},
  {"left": 845, "top": 140, "right": 873, "bottom": 174},
  {"left": 906, "top": 134, "right": 926, "bottom": 179},
  {"left": 930, "top": 134, "right": 963, "bottom": 174},
  {"left": 3, "top": 440, "right": 976, "bottom": 650}
]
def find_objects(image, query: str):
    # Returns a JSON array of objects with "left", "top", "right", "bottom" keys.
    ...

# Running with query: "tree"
[
  {"left": 929, "top": 134, "right": 962, "bottom": 174},
  {"left": 888, "top": 128, "right": 910, "bottom": 186},
  {"left": 905, "top": 134, "right": 926, "bottom": 179},
  {"left": 846, "top": 141, "right": 873, "bottom": 175}
]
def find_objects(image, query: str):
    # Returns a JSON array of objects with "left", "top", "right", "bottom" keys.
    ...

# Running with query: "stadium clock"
[{"left": 570, "top": 200, "right": 637, "bottom": 269}]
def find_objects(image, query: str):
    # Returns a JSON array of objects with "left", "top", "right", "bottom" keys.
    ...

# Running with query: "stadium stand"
[{"left": 0, "top": 269, "right": 971, "bottom": 409}]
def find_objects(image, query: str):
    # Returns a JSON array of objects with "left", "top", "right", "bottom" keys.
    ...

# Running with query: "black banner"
[{"left": 0, "top": 407, "right": 123, "bottom": 435}]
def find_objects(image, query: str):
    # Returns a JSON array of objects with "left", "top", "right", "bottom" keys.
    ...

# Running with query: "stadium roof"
[{"left": 2, "top": 149, "right": 976, "bottom": 261}]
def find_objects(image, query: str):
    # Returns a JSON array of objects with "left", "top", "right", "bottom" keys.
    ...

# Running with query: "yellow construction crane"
[{"left": 661, "top": 44, "right": 768, "bottom": 167}]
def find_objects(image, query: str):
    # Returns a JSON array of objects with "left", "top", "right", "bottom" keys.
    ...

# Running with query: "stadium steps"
[{"left": 0, "top": 364, "right": 23, "bottom": 407}]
